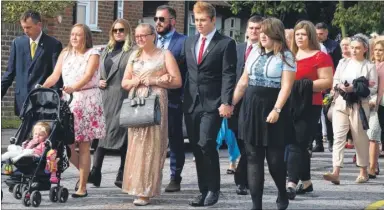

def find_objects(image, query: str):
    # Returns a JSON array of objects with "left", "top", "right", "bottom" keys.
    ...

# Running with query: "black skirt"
[{"left": 238, "top": 85, "right": 291, "bottom": 147}]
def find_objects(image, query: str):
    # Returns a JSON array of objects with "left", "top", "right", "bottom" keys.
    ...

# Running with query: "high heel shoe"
[{"left": 88, "top": 167, "right": 102, "bottom": 187}]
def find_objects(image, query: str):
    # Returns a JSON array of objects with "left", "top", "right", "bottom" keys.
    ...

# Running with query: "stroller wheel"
[
  {"left": 49, "top": 186, "right": 59, "bottom": 202},
  {"left": 8, "top": 186, "right": 14, "bottom": 193},
  {"left": 58, "top": 187, "right": 69, "bottom": 203},
  {"left": 31, "top": 191, "right": 42, "bottom": 207},
  {"left": 22, "top": 191, "right": 31, "bottom": 207},
  {"left": 12, "top": 184, "right": 22, "bottom": 200}
]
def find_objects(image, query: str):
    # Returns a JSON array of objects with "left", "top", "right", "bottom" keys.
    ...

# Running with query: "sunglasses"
[
  {"left": 113, "top": 28, "right": 125, "bottom": 33},
  {"left": 154, "top": 16, "right": 173, "bottom": 22}
]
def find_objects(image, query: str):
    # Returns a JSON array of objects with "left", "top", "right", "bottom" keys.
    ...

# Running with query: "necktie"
[
  {"left": 31, "top": 41, "right": 37, "bottom": 59},
  {"left": 197, "top": 37, "right": 207, "bottom": 64},
  {"left": 244, "top": 44, "right": 253, "bottom": 62},
  {"left": 159, "top": 36, "right": 165, "bottom": 49}
]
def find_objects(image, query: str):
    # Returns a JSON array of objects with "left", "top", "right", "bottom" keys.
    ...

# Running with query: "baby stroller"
[{"left": 1, "top": 86, "right": 74, "bottom": 207}]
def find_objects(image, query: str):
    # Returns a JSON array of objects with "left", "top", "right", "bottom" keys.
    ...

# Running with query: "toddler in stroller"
[
  {"left": 2, "top": 122, "right": 50, "bottom": 170},
  {"left": 1, "top": 87, "right": 74, "bottom": 207}
]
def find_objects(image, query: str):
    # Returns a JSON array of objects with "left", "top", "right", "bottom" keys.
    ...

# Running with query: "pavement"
[{"left": 1, "top": 129, "right": 384, "bottom": 209}]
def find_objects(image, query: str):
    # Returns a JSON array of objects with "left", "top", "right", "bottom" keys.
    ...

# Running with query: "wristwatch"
[
  {"left": 273, "top": 107, "right": 281, "bottom": 113},
  {"left": 224, "top": 103, "right": 234, "bottom": 107}
]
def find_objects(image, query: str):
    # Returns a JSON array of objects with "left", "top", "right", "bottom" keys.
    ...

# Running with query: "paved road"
[{"left": 1, "top": 129, "right": 384, "bottom": 209}]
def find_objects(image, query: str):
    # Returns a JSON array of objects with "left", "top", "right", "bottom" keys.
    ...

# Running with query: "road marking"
[{"left": 365, "top": 200, "right": 384, "bottom": 210}]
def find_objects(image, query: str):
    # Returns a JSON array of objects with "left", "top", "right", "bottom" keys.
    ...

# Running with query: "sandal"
[
  {"left": 355, "top": 176, "right": 369, "bottom": 183},
  {"left": 133, "top": 198, "right": 150, "bottom": 206},
  {"left": 323, "top": 172, "right": 340, "bottom": 185}
]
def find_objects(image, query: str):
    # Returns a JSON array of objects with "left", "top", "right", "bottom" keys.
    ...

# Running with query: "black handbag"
[{"left": 119, "top": 86, "right": 161, "bottom": 128}]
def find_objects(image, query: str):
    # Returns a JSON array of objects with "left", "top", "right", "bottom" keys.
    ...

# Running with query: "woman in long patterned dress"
[
  {"left": 121, "top": 23, "right": 182, "bottom": 206},
  {"left": 43, "top": 24, "right": 105, "bottom": 198}
]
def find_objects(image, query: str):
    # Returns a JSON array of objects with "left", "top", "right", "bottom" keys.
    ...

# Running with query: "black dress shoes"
[
  {"left": 296, "top": 183, "right": 313, "bottom": 194},
  {"left": 204, "top": 191, "right": 220, "bottom": 206},
  {"left": 286, "top": 186, "right": 296, "bottom": 200},
  {"left": 114, "top": 169, "right": 123, "bottom": 188},
  {"left": 88, "top": 167, "right": 102, "bottom": 187},
  {"left": 328, "top": 141, "right": 333, "bottom": 152},
  {"left": 276, "top": 194, "right": 289, "bottom": 210},
  {"left": 236, "top": 185, "right": 248, "bottom": 195},
  {"left": 189, "top": 193, "right": 207, "bottom": 207},
  {"left": 165, "top": 179, "right": 181, "bottom": 192}
]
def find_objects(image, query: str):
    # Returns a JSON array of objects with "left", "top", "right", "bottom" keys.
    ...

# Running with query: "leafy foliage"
[
  {"left": 2, "top": 1, "right": 75, "bottom": 23},
  {"left": 332, "top": 1, "right": 384, "bottom": 36},
  {"left": 228, "top": 1, "right": 306, "bottom": 21}
]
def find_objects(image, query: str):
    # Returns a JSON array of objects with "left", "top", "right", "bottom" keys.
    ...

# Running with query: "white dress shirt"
[
  {"left": 195, "top": 28, "right": 217, "bottom": 62},
  {"left": 30, "top": 31, "right": 43, "bottom": 46}
]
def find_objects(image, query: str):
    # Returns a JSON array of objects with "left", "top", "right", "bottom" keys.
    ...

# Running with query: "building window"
[
  {"left": 117, "top": 0, "right": 124, "bottom": 19},
  {"left": 76, "top": 0, "right": 100, "bottom": 31}
]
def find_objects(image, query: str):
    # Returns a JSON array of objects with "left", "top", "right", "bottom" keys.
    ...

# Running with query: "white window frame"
[
  {"left": 117, "top": 0, "right": 124, "bottom": 19},
  {"left": 77, "top": 0, "right": 100, "bottom": 32},
  {"left": 187, "top": 11, "right": 197, "bottom": 36}
]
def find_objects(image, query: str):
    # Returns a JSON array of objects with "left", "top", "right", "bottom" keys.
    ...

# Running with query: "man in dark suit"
[
  {"left": 155, "top": 5, "right": 187, "bottom": 193},
  {"left": 182, "top": 2, "right": 237, "bottom": 207},
  {"left": 314, "top": 22, "right": 341, "bottom": 152},
  {"left": 230, "top": 15, "right": 264, "bottom": 196},
  {"left": 1, "top": 10, "right": 63, "bottom": 116}
]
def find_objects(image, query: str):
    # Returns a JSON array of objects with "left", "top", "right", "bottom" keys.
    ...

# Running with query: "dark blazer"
[
  {"left": 1, "top": 33, "right": 63, "bottom": 116},
  {"left": 182, "top": 31, "right": 237, "bottom": 113},
  {"left": 235, "top": 42, "right": 247, "bottom": 83},
  {"left": 167, "top": 31, "right": 187, "bottom": 104}
]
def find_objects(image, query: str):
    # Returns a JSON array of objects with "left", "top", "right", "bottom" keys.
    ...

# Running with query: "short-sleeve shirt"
[
  {"left": 246, "top": 49, "right": 296, "bottom": 88},
  {"left": 295, "top": 51, "right": 333, "bottom": 105}
]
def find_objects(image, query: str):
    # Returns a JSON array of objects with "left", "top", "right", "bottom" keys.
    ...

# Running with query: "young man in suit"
[
  {"left": 155, "top": 5, "right": 187, "bottom": 193},
  {"left": 230, "top": 15, "right": 264, "bottom": 196},
  {"left": 1, "top": 10, "right": 63, "bottom": 116},
  {"left": 182, "top": 1, "right": 237, "bottom": 207}
]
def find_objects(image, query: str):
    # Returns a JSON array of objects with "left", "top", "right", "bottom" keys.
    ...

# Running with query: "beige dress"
[{"left": 122, "top": 49, "right": 168, "bottom": 197}]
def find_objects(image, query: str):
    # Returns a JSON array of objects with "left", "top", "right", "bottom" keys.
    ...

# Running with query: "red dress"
[{"left": 295, "top": 51, "right": 333, "bottom": 105}]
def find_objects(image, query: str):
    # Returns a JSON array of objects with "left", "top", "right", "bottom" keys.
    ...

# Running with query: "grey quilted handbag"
[{"left": 119, "top": 86, "right": 161, "bottom": 128}]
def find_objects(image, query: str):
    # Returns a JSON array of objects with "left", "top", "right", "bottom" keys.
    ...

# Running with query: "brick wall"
[
  {"left": 124, "top": 1, "right": 144, "bottom": 30},
  {"left": 168, "top": 1, "right": 185, "bottom": 34}
]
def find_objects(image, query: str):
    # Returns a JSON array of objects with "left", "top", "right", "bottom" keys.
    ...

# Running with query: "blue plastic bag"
[{"left": 216, "top": 118, "right": 240, "bottom": 162}]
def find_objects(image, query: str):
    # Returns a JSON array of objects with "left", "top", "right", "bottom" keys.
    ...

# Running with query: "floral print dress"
[{"left": 61, "top": 48, "right": 106, "bottom": 143}]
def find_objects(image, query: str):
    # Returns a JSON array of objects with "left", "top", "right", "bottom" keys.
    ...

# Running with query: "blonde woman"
[
  {"left": 121, "top": 23, "right": 182, "bottom": 206},
  {"left": 367, "top": 39, "right": 384, "bottom": 177},
  {"left": 323, "top": 33, "right": 378, "bottom": 184},
  {"left": 88, "top": 19, "right": 135, "bottom": 188},
  {"left": 43, "top": 24, "right": 105, "bottom": 197}
]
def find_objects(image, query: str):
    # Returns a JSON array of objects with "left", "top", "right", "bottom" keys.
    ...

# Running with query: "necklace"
[{"left": 139, "top": 47, "right": 157, "bottom": 64}]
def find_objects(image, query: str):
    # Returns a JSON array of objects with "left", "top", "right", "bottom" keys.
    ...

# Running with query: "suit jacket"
[
  {"left": 235, "top": 43, "right": 247, "bottom": 83},
  {"left": 182, "top": 31, "right": 237, "bottom": 113},
  {"left": 166, "top": 31, "right": 187, "bottom": 105},
  {"left": 1, "top": 33, "right": 63, "bottom": 116}
]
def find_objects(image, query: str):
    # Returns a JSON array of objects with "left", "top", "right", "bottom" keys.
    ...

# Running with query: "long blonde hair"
[
  {"left": 291, "top": 21, "right": 320, "bottom": 55},
  {"left": 372, "top": 40, "right": 384, "bottom": 62},
  {"left": 106, "top": 19, "right": 133, "bottom": 52}
]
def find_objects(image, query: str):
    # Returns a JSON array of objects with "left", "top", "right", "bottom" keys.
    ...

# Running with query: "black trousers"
[
  {"left": 184, "top": 99, "right": 222, "bottom": 193},
  {"left": 93, "top": 140, "right": 127, "bottom": 172},
  {"left": 228, "top": 101, "right": 248, "bottom": 187},
  {"left": 287, "top": 105, "right": 322, "bottom": 184},
  {"left": 168, "top": 102, "right": 185, "bottom": 182},
  {"left": 378, "top": 105, "right": 384, "bottom": 150},
  {"left": 245, "top": 142, "right": 286, "bottom": 209}
]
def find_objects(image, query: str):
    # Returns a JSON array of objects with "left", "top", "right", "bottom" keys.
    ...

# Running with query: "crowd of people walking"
[{"left": 1, "top": 1, "right": 383, "bottom": 209}]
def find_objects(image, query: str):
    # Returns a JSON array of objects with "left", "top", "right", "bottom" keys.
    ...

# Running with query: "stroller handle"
[{"left": 35, "top": 84, "right": 73, "bottom": 104}]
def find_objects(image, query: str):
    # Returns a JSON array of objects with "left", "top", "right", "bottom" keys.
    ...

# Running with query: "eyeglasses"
[
  {"left": 154, "top": 16, "right": 173, "bottom": 22},
  {"left": 113, "top": 28, "right": 125, "bottom": 33},
  {"left": 135, "top": 33, "right": 153, "bottom": 39}
]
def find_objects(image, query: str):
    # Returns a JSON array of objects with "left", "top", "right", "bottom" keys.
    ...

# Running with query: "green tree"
[
  {"left": 2, "top": 1, "right": 75, "bottom": 23},
  {"left": 332, "top": 1, "right": 384, "bottom": 37},
  {"left": 228, "top": 1, "right": 306, "bottom": 22}
]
